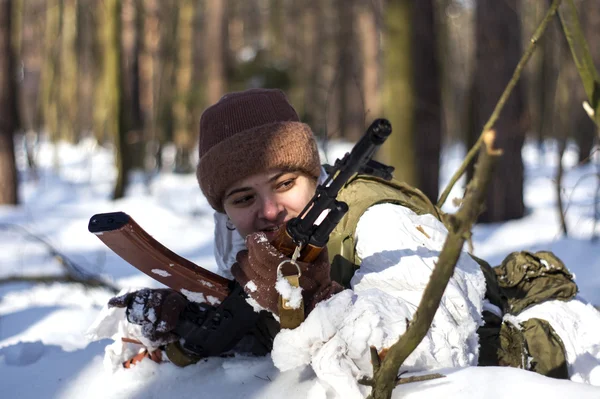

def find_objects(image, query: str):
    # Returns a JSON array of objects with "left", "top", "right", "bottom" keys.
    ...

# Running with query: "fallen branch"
[
  {"left": 362, "top": 131, "right": 502, "bottom": 399},
  {"left": 0, "top": 274, "right": 119, "bottom": 292},
  {"left": 0, "top": 222, "right": 119, "bottom": 293},
  {"left": 437, "top": 0, "right": 563, "bottom": 209}
]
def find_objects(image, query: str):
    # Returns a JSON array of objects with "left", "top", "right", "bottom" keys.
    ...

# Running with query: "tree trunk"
[
  {"left": 471, "top": 0, "right": 526, "bottom": 222},
  {"left": 539, "top": 4, "right": 560, "bottom": 148},
  {"left": 172, "top": 0, "right": 195, "bottom": 173},
  {"left": 77, "top": 0, "right": 96, "bottom": 138},
  {"left": 139, "top": 0, "right": 160, "bottom": 171},
  {"left": 0, "top": 0, "right": 19, "bottom": 205},
  {"left": 155, "top": 0, "right": 177, "bottom": 161},
  {"left": 41, "top": 0, "right": 61, "bottom": 142},
  {"left": 520, "top": 1, "right": 545, "bottom": 144},
  {"left": 301, "top": 0, "right": 327, "bottom": 138},
  {"left": 335, "top": 0, "right": 363, "bottom": 141},
  {"left": 268, "top": 0, "right": 284, "bottom": 60},
  {"left": 58, "top": 0, "right": 78, "bottom": 142},
  {"left": 102, "top": 0, "right": 127, "bottom": 200},
  {"left": 413, "top": 0, "right": 441, "bottom": 203},
  {"left": 357, "top": 0, "right": 382, "bottom": 123},
  {"left": 121, "top": 0, "right": 144, "bottom": 170},
  {"left": 382, "top": 0, "right": 416, "bottom": 187},
  {"left": 206, "top": 0, "right": 226, "bottom": 104},
  {"left": 574, "top": 0, "right": 600, "bottom": 164},
  {"left": 13, "top": 0, "right": 44, "bottom": 133}
]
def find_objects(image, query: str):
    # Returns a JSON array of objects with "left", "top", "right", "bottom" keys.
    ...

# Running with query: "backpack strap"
[{"left": 327, "top": 174, "right": 445, "bottom": 288}]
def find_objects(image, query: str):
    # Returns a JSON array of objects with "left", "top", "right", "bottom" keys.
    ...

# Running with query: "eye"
[
  {"left": 276, "top": 178, "right": 296, "bottom": 192},
  {"left": 232, "top": 194, "right": 255, "bottom": 206}
]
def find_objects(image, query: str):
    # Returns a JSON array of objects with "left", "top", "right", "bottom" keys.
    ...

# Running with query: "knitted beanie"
[{"left": 196, "top": 89, "right": 321, "bottom": 213}]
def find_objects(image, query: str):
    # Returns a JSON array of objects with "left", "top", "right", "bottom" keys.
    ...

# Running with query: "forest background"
[{"left": 0, "top": 0, "right": 599, "bottom": 224}]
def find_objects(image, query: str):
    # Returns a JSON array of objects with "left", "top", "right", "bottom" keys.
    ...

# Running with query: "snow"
[
  {"left": 1, "top": 136, "right": 600, "bottom": 398},
  {"left": 151, "top": 269, "right": 171, "bottom": 277}
]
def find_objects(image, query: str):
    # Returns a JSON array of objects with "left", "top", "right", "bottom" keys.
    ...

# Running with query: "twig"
[
  {"left": 0, "top": 275, "right": 118, "bottom": 292},
  {"left": 363, "top": 131, "right": 502, "bottom": 399},
  {"left": 556, "top": 136, "right": 569, "bottom": 237},
  {"left": 396, "top": 373, "right": 445, "bottom": 386},
  {"left": 593, "top": 155, "right": 600, "bottom": 242},
  {"left": 0, "top": 222, "right": 119, "bottom": 293},
  {"left": 437, "top": 0, "right": 563, "bottom": 209}
]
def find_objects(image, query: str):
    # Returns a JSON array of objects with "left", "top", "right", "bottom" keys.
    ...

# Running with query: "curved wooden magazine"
[{"left": 88, "top": 212, "right": 231, "bottom": 304}]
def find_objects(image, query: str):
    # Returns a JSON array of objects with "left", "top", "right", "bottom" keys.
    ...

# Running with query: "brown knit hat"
[{"left": 197, "top": 89, "right": 321, "bottom": 213}]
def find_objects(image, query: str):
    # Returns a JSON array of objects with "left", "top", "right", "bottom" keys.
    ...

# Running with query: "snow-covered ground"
[{"left": 1, "top": 135, "right": 599, "bottom": 398}]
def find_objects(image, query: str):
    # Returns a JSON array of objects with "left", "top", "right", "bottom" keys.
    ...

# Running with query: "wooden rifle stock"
[
  {"left": 88, "top": 212, "right": 231, "bottom": 303},
  {"left": 270, "top": 227, "right": 323, "bottom": 263}
]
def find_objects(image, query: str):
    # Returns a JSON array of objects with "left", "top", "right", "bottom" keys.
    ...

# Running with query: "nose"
[{"left": 258, "top": 194, "right": 283, "bottom": 221}]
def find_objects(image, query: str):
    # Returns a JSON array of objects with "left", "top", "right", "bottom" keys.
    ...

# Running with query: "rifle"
[{"left": 88, "top": 118, "right": 392, "bottom": 354}]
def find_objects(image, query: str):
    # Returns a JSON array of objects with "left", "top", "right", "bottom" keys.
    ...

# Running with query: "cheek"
[
  {"left": 290, "top": 184, "right": 316, "bottom": 211},
  {"left": 224, "top": 209, "right": 252, "bottom": 235}
]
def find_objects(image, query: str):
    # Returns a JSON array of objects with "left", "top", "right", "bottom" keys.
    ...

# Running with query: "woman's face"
[{"left": 223, "top": 170, "right": 317, "bottom": 240}]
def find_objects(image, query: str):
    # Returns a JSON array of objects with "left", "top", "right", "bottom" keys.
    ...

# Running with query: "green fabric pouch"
[
  {"left": 520, "top": 318, "right": 569, "bottom": 379},
  {"left": 494, "top": 250, "right": 578, "bottom": 314},
  {"left": 478, "top": 317, "right": 569, "bottom": 379}
]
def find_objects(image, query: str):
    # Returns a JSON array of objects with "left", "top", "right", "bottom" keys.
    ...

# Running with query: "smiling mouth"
[{"left": 262, "top": 225, "right": 280, "bottom": 233}]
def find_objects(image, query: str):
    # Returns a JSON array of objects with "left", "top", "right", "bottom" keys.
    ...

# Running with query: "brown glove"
[
  {"left": 231, "top": 232, "right": 343, "bottom": 316},
  {"left": 108, "top": 288, "right": 188, "bottom": 345}
]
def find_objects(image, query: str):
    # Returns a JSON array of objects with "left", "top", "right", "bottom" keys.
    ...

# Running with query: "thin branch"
[
  {"left": 0, "top": 274, "right": 119, "bottom": 292},
  {"left": 396, "top": 373, "right": 445, "bottom": 386},
  {"left": 370, "top": 345, "right": 381, "bottom": 374},
  {"left": 366, "top": 131, "right": 502, "bottom": 399},
  {"left": 593, "top": 155, "right": 600, "bottom": 242},
  {"left": 0, "top": 222, "right": 119, "bottom": 293},
  {"left": 437, "top": 0, "right": 563, "bottom": 209},
  {"left": 556, "top": 139, "right": 569, "bottom": 235}
]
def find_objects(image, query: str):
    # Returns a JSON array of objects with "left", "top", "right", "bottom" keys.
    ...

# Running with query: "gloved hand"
[
  {"left": 108, "top": 288, "right": 188, "bottom": 345},
  {"left": 231, "top": 232, "right": 343, "bottom": 316}
]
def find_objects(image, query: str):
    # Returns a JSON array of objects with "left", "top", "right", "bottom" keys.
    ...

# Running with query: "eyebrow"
[{"left": 224, "top": 171, "right": 290, "bottom": 200}]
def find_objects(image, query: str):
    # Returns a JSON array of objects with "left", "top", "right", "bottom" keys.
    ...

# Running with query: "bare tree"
[
  {"left": 58, "top": 0, "right": 78, "bottom": 142},
  {"left": 77, "top": 0, "right": 97, "bottom": 139},
  {"left": 206, "top": 0, "right": 226, "bottom": 104},
  {"left": 121, "top": 0, "right": 144, "bottom": 170},
  {"left": 382, "top": 0, "right": 441, "bottom": 199},
  {"left": 41, "top": 0, "right": 61, "bottom": 145},
  {"left": 413, "top": 0, "right": 441, "bottom": 202},
  {"left": 335, "top": 0, "right": 363, "bottom": 141},
  {"left": 357, "top": 0, "right": 382, "bottom": 123},
  {"left": 172, "top": 0, "right": 195, "bottom": 173},
  {"left": 469, "top": 0, "right": 526, "bottom": 222},
  {"left": 0, "top": 0, "right": 19, "bottom": 205},
  {"left": 382, "top": 0, "right": 416, "bottom": 186},
  {"left": 574, "top": 0, "right": 600, "bottom": 163}
]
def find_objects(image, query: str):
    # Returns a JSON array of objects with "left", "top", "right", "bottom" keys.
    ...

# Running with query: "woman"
[{"left": 108, "top": 89, "right": 600, "bottom": 394}]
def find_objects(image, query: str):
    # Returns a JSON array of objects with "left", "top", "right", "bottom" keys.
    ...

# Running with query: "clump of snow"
[
  {"left": 180, "top": 288, "right": 206, "bottom": 304},
  {"left": 179, "top": 289, "right": 219, "bottom": 305},
  {"left": 245, "top": 280, "right": 258, "bottom": 292},
  {"left": 275, "top": 277, "right": 303, "bottom": 309},
  {"left": 151, "top": 269, "right": 171, "bottom": 277}
]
